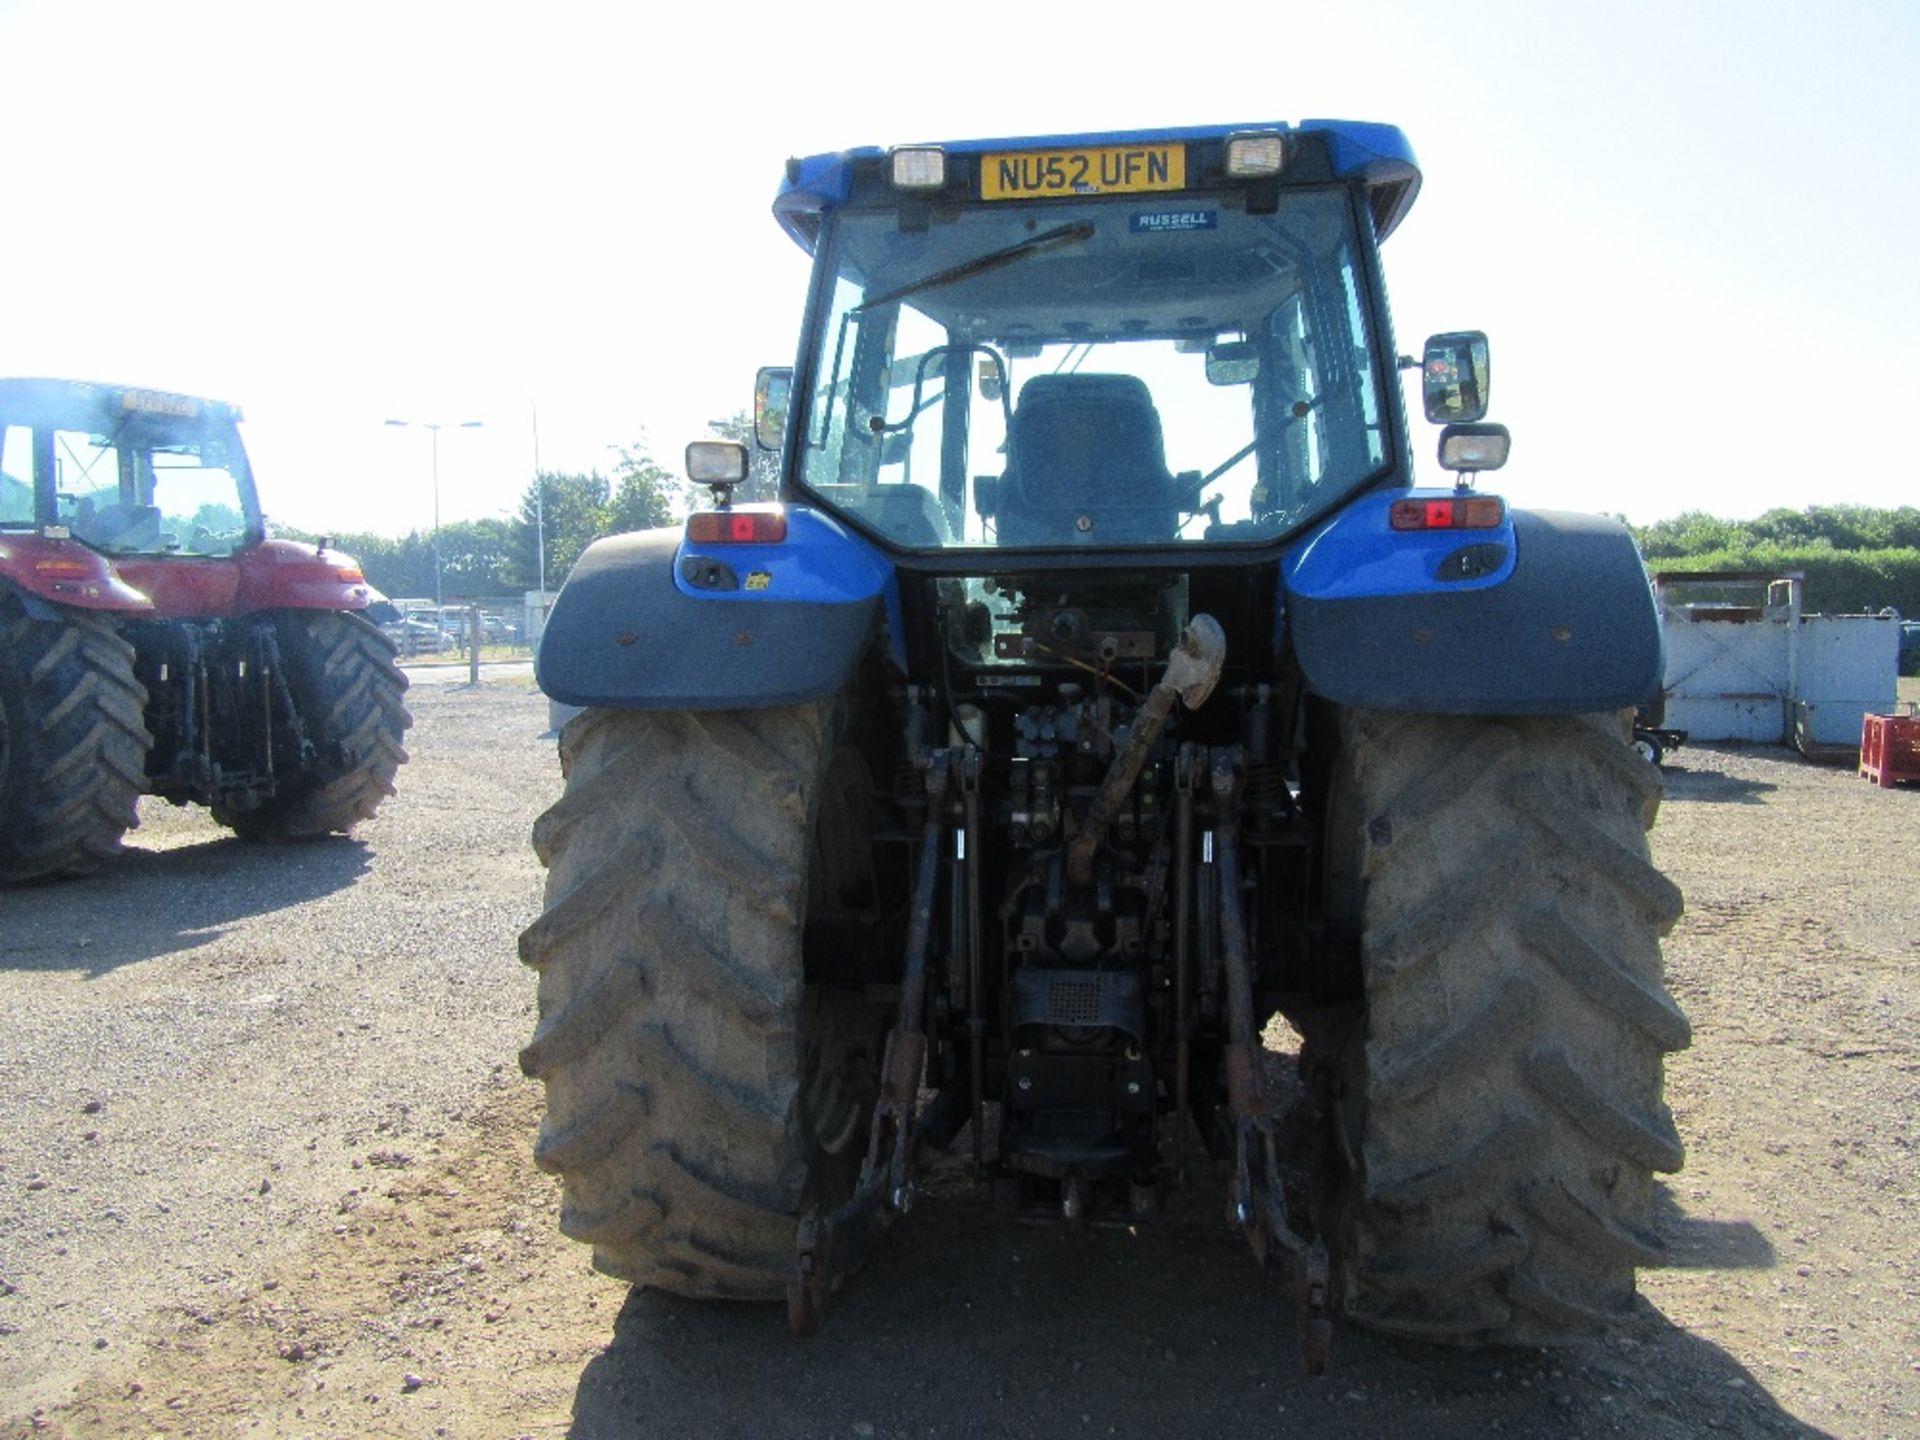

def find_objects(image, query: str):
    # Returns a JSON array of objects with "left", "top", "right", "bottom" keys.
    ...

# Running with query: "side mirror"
[
  {"left": 1422, "top": 331, "right": 1490, "bottom": 423},
  {"left": 686, "top": 439, "right": 749, "bottom": 485},
  {"left": 754, "top": 367, "right": 792, "bottom": 451},
  {"left": 1437, "top": 422, "right": 1510, "bottom": 474},
  {"left": 1205, "top": 339, "right": 1261, "bottom": 385}
]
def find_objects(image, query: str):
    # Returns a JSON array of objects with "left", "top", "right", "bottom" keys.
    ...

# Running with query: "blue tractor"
[{"left": 524, "top": 121, "right": 1688, "bottom": 1367}]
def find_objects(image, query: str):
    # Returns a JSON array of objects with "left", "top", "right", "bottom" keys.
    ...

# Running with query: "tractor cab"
[
  {"left": 766, "top": 126, "right": 1424, "bottom": 555},
  {"left": 0, "top": 378, "right": 263, "bottom": 560}
]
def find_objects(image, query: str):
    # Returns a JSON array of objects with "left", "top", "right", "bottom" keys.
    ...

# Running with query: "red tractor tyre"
[
  {"left": 215, "top": 611, "right": 410, "bottom": 840},
  {"left": 0, "top": 594, "right": 152, "bottom": 884}
]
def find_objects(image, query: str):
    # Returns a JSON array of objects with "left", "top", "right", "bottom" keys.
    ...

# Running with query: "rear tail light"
[
  {"left": 1389, "top": 495, "right": 1505, "bottom": 532},
  {"left": 686, "top": 509, "right": 788, "bottom": 545}
]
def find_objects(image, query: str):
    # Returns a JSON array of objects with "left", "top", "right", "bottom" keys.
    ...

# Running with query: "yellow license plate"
[{"left": 980, "top": 143, "right": 1185, "bottom": 201}]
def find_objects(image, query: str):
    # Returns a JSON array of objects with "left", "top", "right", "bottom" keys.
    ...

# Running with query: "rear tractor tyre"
[
  {"left": 0, "top": 596, "right": 151, "bottom": 884},
  {"left": 1320, "top": 708, "right": 1690, "bottom": 1345},
  {"left": 217, "top": 611, "right": 410, "bottom": 839},
  {"left": 518, "top": 702, "right": 883, "bottom": 1298}
]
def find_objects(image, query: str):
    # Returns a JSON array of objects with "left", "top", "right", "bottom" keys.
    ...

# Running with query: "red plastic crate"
[{"left": 1859, "top": 712, "right": 1920, "bottom": 788}]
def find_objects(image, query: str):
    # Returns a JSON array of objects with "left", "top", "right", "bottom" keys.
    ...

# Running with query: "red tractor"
[{"left": 0, "top": 377, "right": 410, "bottom": 883}]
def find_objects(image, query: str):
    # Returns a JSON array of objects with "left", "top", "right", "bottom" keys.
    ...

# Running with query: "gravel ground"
[
  {"left": 1641, "top": 738, "right": 1920, "bottom": 1436},
  {"left": 0, "top": 682, "right": 552, "bottom": 1421},
  {"left": 2, "top": 685, "right": 1917, "bottom": 1438}
]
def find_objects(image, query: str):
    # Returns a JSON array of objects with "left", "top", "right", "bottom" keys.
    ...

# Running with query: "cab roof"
[
  {"left": 774, "top": 120, "right": 1419, "bottom": 253},
  {"left": 0, "top": 377, "right": 242, "bottom": 426}
]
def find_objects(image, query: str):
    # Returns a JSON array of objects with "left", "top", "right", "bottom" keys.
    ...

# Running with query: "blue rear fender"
[
  {"left": 535, "top": 507, "right": 904, "bottom": 711},
  {"left": 1282, "top": 491, "right": 1662, "bottom": 715}
]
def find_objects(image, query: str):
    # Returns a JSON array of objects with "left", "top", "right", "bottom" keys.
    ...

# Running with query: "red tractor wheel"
[
  {"left": 0, "top": 596, "right": 152, "bottom": 884},
  {"left": 214, "top": 611, "right": 410, "bottom": 840}
]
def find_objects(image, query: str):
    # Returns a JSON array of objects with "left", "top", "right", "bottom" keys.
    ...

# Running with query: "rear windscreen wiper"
[{"left": 855, "top": 223, "right": 1094, "bottom": 313}]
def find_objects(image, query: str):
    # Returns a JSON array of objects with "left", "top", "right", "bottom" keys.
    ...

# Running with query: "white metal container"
[
  {"left": 1791, "top": 613, "right": 1901, "bottom": 750},
  {"left": 1655, "top": 572, "right": 1900, "bottom": 755}
]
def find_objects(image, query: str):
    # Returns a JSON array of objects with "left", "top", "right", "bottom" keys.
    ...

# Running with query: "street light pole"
[
  {"left": 531, "top": 399, "right": 545, "bottom": 602},
  {"left": 384, "top": 417, "right": 483, "bottom": 609},
  {"left": 430, "top": 425, "right": 442, "bottom": 607}
]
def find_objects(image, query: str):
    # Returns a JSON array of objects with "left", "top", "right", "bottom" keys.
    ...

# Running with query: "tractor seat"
[{"left": 997, "top": 374, "right": 1178, "bottom": 545}]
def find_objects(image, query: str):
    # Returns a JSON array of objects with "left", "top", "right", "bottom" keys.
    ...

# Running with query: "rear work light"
[
  {"left": 890, "top": 146, "right": 947, "bottom": 190},
  {"left": 1389, "top": 495, "right": 1505, "bottom": 532},
  {"left": 687, "top": 509, "right": 789, "bottom": 545},
  {"left": 1225, "top": 132, "right": 1286, "bottom": 178}
]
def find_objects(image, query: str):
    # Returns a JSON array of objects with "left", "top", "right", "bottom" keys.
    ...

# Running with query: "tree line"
[
  {"left": 1633, "top": 505, "right": 1920, "bottom": 559},
  {"left": 274, "top": 419, "right": 764, "bottom": 601}
]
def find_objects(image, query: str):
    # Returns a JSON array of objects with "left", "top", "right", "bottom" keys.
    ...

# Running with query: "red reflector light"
[
  {"left": 1389, "top": 495, "right": 1505, "bottom": 532},
  {"left": 34, "top": 557, "right": 92, "bottom": 576},
  {"left": 687, "top": 509, "right": 788, "bottom": 545}
]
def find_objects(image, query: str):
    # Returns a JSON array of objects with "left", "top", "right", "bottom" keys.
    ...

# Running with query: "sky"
[{"left": 2, "top": 0, "right": 1914, "bottom": 538}]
